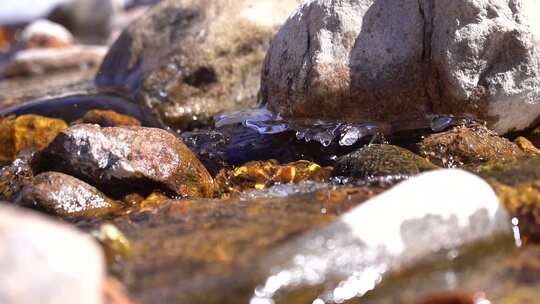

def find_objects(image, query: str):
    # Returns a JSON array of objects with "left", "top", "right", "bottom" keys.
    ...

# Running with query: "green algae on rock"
[
  {"left": 0, "top": 114, "right": 67, "bottom": 164},
  {"left": 419, "top": 124, "right": 522, "bottom": 168},
  {"left": 34, "top": 124, "right": 214, "bottom": 198},
  {"left": 333, "top": 144, "right": 437, "bottom": 181},
  {"left": 19, "top": 172, "right": 122, "bottom": 218}
]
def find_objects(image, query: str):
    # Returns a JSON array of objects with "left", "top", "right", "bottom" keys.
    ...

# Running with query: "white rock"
[
  {"left": 20, "top": 19, "right": 73, "bottom": 45},
  {"left": 261, "top": 0, "right": 540, "bottom": 134},
  {"left": 0, "top": 204, "right": 104, "bottom": 304},
  {"left": 252, "top": 169, "right": 512, "bottom": 303}
]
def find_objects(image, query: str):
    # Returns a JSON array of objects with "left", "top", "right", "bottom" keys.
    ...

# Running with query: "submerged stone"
[
  {"left": 75, "top": 109, "right": 141, "bottom": 127},
  {"left": 0, "top": 115, "right": 68, "bottom": 164},
  {"left": 96, "top": 0, "right": 300, "bottom": 129},
  {"left": 419, "top": 124, "right": 522, "bottom": 167},
  {"left": 78, "top": 184, "right": 381, "bottom": 303},
  {"left": 0, "top": 150, "right": 34, "bottom": 201},
  {"left": 215, "top": 159, "right": 332, "bottom": 197},
  {"left": 261, "top": 0, "right": 540, "bottom": 134},
  {"left": 333, "top": 144, "right": 437, "bottom": 181},
  {"left": 20, "top": 172, "right": 122, "bottom": 218},
  {"left": 34, "top": 124, "right": 213, "bottom": 198}
]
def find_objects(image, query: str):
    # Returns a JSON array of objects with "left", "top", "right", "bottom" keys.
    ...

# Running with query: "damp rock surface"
[
  {"left": 34, "top": 124, "right": 213, "bottom": 198},
  {"left": 0, "top": 204, "right": 104, "bottom": 304},
  {"left": 20, "top": 172, "right": 122, "bottom": 218},
  {"left": 261, "top": 0, "right": 540, "bottom": 134},
  {"left": 75, "top": 109, "right": 142, "bottom": 127},
  {"left": 0, "top": 114, "right": 67, "bottom": 164},
  {"left": 419, "top": 124, "right": 522, "bottom": 167},
  {"left": 96, "top": 0, "right": 300, "bottom": 129},
  {"left": 334, "top": 144, "right": 438, "bottom": 181}
]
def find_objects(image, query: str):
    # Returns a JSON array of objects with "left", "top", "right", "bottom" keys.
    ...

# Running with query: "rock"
[
  {"left": 35, "top": 124, "right": 213, "bottom": 198},
  {"left": 527, "top": 125, "right": 540, "bottom": 148},
  {"left": 215, "top": 159, "right": 332, "bottom": 197},
  {"left": 19, "top": 19, "right": 73, "bottom": 49},
  {"left": 103, "top": 277, "right": 134, "bottom": 304},
  {"left": 20, "top": 172, "right": 122, "bottom": 218},
  {"left": 75, "top": 109, "right": 142, "bottom": 127},
  {"left": 261, "top": 0, "right": 540, "bottom": 134},
  {"left": 333, "top": 144, "right": 437, "bottom": 181},
  {"left": 472, "top": 156, "right": 540, "bottom": 242},
  {"left": 47, "top": 0, "right": 126, "bottom": 44},
  {"left": 251, "top": 169, "right": 511, "bottom": 303},
  {"left": 0, "top": 204, "right": 104, "bottom": 304},
  {"left": 419, "top": 124, "right": 522, "bottom": 167},
  {"left": 0, "top": 45, "right": 107, "bottom": 78},
  {"left": 78, "top": 184, "right": 381, "bottom": 303},
  {"left": 515, "top": 136, "right": 540, "bottom": 155},
  {"left": 96, "top": 0, "right": 300, "bottom": 129},
  {"left": 0, "top": 115, "right": 68, "bottom": 164},
  {"left": 0, "top": 151, "right": 34, "bottom": 201}
]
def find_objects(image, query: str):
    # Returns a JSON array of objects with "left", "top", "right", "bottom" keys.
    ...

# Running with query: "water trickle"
[{"left": 214, "top": 107, "right": 460, "bottom": 146}]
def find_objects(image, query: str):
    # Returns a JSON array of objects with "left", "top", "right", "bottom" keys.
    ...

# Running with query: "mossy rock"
[{"left": 333, "top": 144, "right": 438, "bottom": 180}]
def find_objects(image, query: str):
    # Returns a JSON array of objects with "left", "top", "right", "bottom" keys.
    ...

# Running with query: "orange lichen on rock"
[
  {"left": 215, "top": 159, "right": 332, "bottom": 196},
  {"left": 0, "top": 115, "right": 67, "bottom": 163},
  {"left": 76, "top": 110, "right": 141, "bottom": 127}
]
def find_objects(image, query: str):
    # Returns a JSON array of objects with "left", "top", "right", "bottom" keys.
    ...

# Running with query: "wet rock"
[
  {"left": 35, "top": 124, "right": 213, "bottom": 198},
  {"left": 514, "top": 136, "right": 540, "bottom": 155},
  {"left": 472, "top": 157, "right": 540, "bottom": 243},
  {"left": 19, "top": 19, "right": 74, "bottom": 49},
  {"left": 93, "top": 224, "right": 133, "bottom": 278},
  {"left": 333, "top": 144, "right": 437, "bottom": 181},
  {"left": 261, "top": 0, "right": 540, "bottom": 134},
  {"left": 75, "top": 109, "right": 142, "bottom": 127},
  {"left": 527, "top": 126, "right": 540, "bottom": 148},
  {"left": 96, "top": 0, "right": 300, "bottom": 129},
  {"left": 0, "top": 115, "right": 67, "bottom": 164},
  {"left": 0, "top": 204, "right": 104, "bottom": 304},
  {"left": 0, "top": 45, "right": 107, "bottom": 78},
  {"left": 419, "top": 124, "right": 522, "bottom": 167},
  {"left": 20, "top": 172, "right": 122, "bottom": 218},
  {"left": 251, "top": 170, "right": 510, "bottom": 303},
  {"left": 77, "top": 184, "right": 381, "bottom": 303},
  {"left": 0, "top": 151, "right": 34, "bottom": 201},
  {"left": 103, "top": 277, "right": 135, "bottom": 304},
  {"left": 215, "top": 159, "right": 332, "bottom": 197}
]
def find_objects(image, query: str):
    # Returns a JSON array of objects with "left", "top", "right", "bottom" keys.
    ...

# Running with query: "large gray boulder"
[
  {"left": 0, "top": 204, "right": 104, "bottom": 304},
  {"left": 261, "top": 0, "right": 540, "bottom": 134},
  {"left": 96, "top": 0, "right": 300, "bottom": 129}
]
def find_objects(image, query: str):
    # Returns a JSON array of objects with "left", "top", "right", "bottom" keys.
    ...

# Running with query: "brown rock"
[
  {"left": 20, "top": 172, "right": 122, "bottom": 218},
  {"left": 334, "top": 144, "right": 438, "bottom": 180},
  {"left": 35, "top": 124, "right": 213, "bottom": 198},
  {"left": 0, "top": 115, "right": 67, "bottom": 163},
  {"left": 96, "top": 0, "right": 300, "bottom": 129},
  {"left": 0, "top": 151, "right": 34, "bottom": 201},
  {"left": 76, "top": 109, "right": 142, "bottom": 127},
  {"left": 80, "top": 185, "right": 381, "bottom": 303},
  {"left": 419, "top": 124, "right": 522, "bottom": 167}
]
